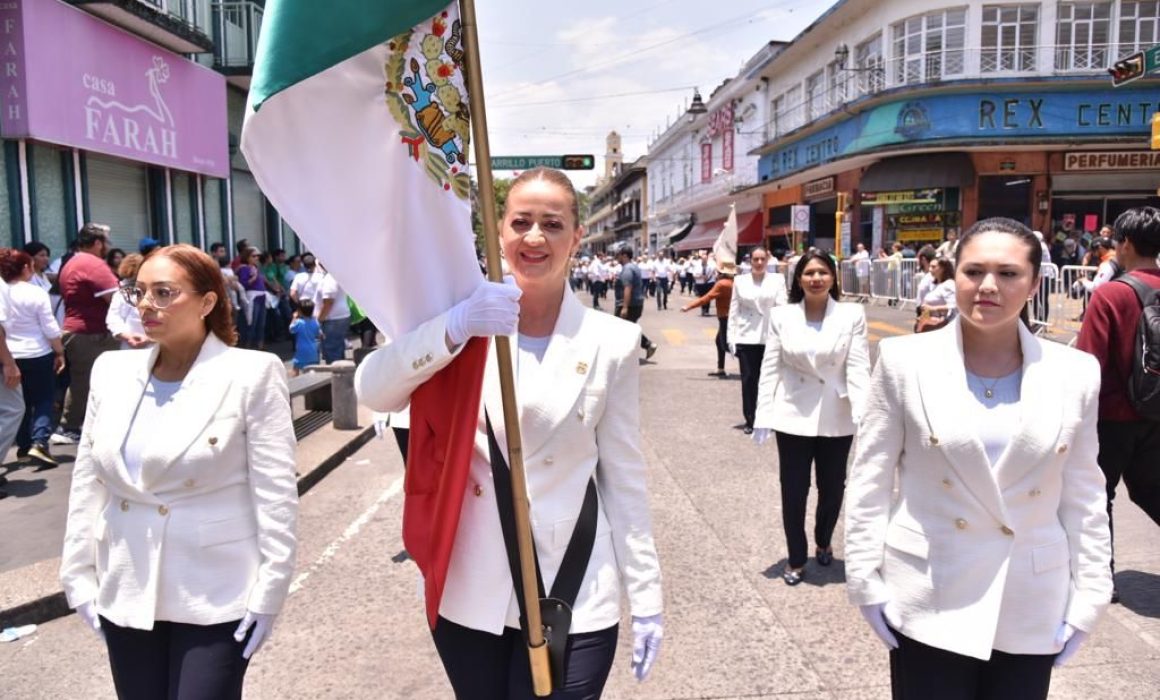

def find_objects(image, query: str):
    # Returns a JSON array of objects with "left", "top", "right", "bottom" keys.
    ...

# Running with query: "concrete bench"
[{"left": 294, "top": 361, "right": 358, "bottom": 430}]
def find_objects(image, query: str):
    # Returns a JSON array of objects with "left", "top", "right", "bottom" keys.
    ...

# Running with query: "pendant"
[{"left": 985, "top": 389, "right": 994, "bottom": 399}]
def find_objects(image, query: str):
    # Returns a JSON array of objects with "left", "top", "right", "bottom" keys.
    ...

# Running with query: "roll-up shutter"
[
  {"left": 86, "top": 155, "right": 150, "bottom": 251},
  {"left": 172, "top": 172, "right": 194, "bottom": 245},
  {"left": 232, "top": 170, "right": 265, "bottom": 245}
]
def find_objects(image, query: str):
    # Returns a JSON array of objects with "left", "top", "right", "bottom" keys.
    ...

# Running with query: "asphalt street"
[{"left": 2, "top": 290, "right": 1157, "bottom": 699}]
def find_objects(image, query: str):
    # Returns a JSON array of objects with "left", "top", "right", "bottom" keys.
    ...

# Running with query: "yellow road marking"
[
  {"left": 702, "top": 327, "right": 718, "bottom": 338},
  {"left": 661, "top": 329, "right": 687, "bottom": 346},
  {"left": 868, "top": 320, "right": 910, "bottom": 337}
]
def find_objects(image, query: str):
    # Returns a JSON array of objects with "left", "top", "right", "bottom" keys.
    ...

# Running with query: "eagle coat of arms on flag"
[{"left": 384, "top": 11, "right": 471, "bottom": 200}]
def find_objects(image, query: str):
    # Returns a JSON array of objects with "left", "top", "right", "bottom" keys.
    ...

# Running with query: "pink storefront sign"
[{"left": 0, "top": 0, "right": 228, "bottom": 178}]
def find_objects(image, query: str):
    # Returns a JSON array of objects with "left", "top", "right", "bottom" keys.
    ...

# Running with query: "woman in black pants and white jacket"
[
  {"left": 752, "top": 251, "right": 871, "bottom": 585},
  {"left": 727, "top": 247, "right": 786, "bottom": 434}
]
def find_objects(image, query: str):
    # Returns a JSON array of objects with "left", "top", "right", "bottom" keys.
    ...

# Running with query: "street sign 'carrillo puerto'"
[{"left": 491, "top": 155, "right": 595, "bottom": 171}]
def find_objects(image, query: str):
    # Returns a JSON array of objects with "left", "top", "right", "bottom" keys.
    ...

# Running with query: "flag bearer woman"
[
  {"left": 844, "top": 217, "right": 1112, "bottom": 699},
  {"left": 357, "top": 168, "right": 664, "bottom": 699}
]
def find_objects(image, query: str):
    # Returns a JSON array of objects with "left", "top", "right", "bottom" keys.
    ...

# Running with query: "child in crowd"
[{"left": 289, "top": 299, "right": 321, "bottom": 376}]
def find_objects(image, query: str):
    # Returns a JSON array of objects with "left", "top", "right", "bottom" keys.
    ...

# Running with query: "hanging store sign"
[
  {"left": 701, "top": 142, "right": 712, "bottom": 183},
  {"left": 861, "top": 189, "right": 942, "bottom": 206},
  {"left": 1063, "top": 151, "right": 1160, "bottom": 171},
  {"left": 708, "top": 102, "right": 735, "bottom": 172},
  {"left": 0, "top": 0, "right": 229, "bottom": 178},
  {"left": 802, "top": 176, "right": 836, "bottom": 200}
]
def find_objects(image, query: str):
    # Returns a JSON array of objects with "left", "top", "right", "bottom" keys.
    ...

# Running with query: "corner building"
[
  {"left": 745, "top": 0, "right": 1159, "bottom": 254},
  {"left": 0, "top": 0, "right": 304, "bottom": 256}
]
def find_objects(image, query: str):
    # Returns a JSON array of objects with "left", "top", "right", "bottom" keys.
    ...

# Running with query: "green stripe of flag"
[{"left": 250, "top": 0, "right": 452, "bottom": 110}]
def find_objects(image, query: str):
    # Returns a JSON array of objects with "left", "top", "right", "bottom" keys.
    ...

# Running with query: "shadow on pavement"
[
  {"left": 1116, "top": 570, "right": 1160, "bottom": 618},
  {"left": 761, "top": 557, "right": 848, "bottom": 587},
  {"left": 0, "top": 477, "right": 47, "bottom": 498}
]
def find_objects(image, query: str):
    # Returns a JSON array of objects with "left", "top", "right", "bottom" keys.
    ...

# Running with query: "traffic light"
[
  {"left": 561, "top": 155, "right": 595, "bottom": 170},
  {"left": 1108, "top": 53, "right": 1145, "bottom": 87}
]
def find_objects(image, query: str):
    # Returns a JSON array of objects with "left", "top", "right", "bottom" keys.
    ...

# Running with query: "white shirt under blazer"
[
  {"left": 726, "top": 272, "right": 788, "bottom": 346},
  {"left": 754, "top": 298, "right": 871, "bottom": 437},
  {"left": 60, "top": 334, "right": 299, "bottom": 630},
  {"left": 355, "top": 287, "right": 663, "bottom": 635},
  {"left": 844, "top": 318, "right": 1112, "bottom": 660}
]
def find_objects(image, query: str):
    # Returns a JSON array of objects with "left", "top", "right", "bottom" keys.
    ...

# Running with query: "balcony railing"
[
  {"left": 139, "top": 0, "right": 210, "bottom": 34},
  {"left": 765, "top": 43, "right": 1140, "bottom": 142},
  {"left": 213, "top": 1, "right": 263, "bottom": 70}
]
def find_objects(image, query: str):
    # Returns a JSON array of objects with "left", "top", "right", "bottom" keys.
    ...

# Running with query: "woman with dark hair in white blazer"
[
  {"left": 753, "top": 251, "right": 870, "bottom": 586},
  {"left": 357, "top": 168, "right": 663, "bottom": 699},
  {"left": 727, "top": 247, "right": 787, "bottom": 434},
  {"left": 60, "top": 244, "right": 298, "bottom": 700},
  {"left": 845, "top": 218, "right": 1112, "bottom": 699}
]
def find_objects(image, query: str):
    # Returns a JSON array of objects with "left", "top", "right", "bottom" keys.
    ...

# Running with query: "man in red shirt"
[
  {"left": 1075, "top": 206, "right": 1160, "bottom": 602},
  {"left": 52, "top": 223, "right": 120, "bottom": 443}
]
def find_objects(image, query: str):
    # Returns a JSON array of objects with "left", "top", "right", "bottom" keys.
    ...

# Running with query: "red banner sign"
[{"left": 701, "top": 142, "right": 712, "bottom": 183}]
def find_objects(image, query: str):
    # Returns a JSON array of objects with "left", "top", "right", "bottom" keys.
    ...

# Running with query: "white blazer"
[
  {"left": 726, "top": 272, "right": 787, "bottom": 346},
  {"left": 60, "top": 334, "right": 299, "bottom": 630},
  {"left": 355, "top": 288, "right": 663, "bottom": 635},
  {"left": 754, "top": 299, "right": 870, "bottom": 437},
  {"left": 844, "top": 319, "right": 1112, "bottom": 660}
]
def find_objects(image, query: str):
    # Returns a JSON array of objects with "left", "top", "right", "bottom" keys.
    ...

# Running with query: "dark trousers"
[
  {"left": 774, "top": 431, "right": 853, "bottom": 569},
  {"left": 60, "top": 331, "right": 117, "bottom": 431},
  {"left": 1097, "top": 420, "right": 1160, "bottom": 575},
  {"left": 735, "top": 344, "right": 765, "bottom": 429},
  {"left": 590, "top": 281, "right": 605, "bottom": 308},
  {"left": 624, "top": 304, "right": 652, "bottom": 349},
  {"left": 101, "top": 616, "right": 250, "bottom": 700},
  {"left": 15, "top": 353, "right": 55, "bottom": 449},
  {"left": 656, "top": 278, "right": 669, "bottom": 309},
  {"left": 889, "top": 629, "right": 1054, "bottom": 700},
  {"left": 695, "top": 282, "right": 711, "bottom": 314},
  {"left": 432, "top": 617, "right": 618, "bottom": 700},
  {"left": 714, "top": 317, "right": 728, "bottom": 371}
]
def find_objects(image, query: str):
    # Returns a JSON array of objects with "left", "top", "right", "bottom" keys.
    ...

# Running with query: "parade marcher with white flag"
[
  {"left": 682, "top": 206, "right": 739, "bottom": 378},
  {"left": 242, "top": 2, "right": 663, "bottom": 696}
]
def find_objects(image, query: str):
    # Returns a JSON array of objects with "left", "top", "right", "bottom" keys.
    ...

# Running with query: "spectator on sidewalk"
[
  {"left": 1076, "top": 206, "right": 1160, "bottom": 604},
  {"left": 53, "top": 223, "right": 119, "bottom": 445},
  {"left": 0, "top": 249, "right": 58, "bottom": 468},
  {"left": 288, "top": 299, "right": 321, "bottom": 376},
  {"left": 614, "top": 247, "right": 659, "bottom": 360},
  {"left": 314, "top": 264, "right": 351, "bottom": 363},
  {"left": 229, "top": 238, "right": 250, "bottom": 272},
  {"left": 60, "top": 244, "right": 298, "bottom": 699},
  {"left": 104, "top": 248, "right": 125, "bottom": 277},
  {"left": 106, "top": 254, "right": 150, "bottom": 351},
  {"left": 236, "top": 248, "right": 268, "bottom": 351},
  {"left": 0, "top": 269, "right": 23, "bottom": 498},
  {"left": 289, "top": 253, "right": 323, "bottom": 309}
]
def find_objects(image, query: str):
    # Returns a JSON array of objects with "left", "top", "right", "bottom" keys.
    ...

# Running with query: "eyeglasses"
[{"left": 122, "top": 285, "right": 183, "bottom": 309}]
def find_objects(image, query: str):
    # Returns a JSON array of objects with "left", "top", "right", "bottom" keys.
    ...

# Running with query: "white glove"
[
  {"left": 1054, "top": 622, "right": 1088, "bottom": 667},
  {"left": 233, "top": 611, "right": 277, "bottom": 659},
  {"left": 445, "top": 277, "right": 522, "bottom": 348},
  {"left": 727, "top": 343, "right": 736, "bottom": 356},
  {"left": 859, "top": 603, "right": 898, "bottom": 650},
  {"left": 752, "top": 428, "right": 771, "bottom": 445},
  {"left": 631, "top": 613, "right": 664, "bottom": 682},
  {"left": 372, "top": 411, "right": 389, "bottom": 440},
  {"left": 75, "top": 601, "right": 104, "bottom": 640}
]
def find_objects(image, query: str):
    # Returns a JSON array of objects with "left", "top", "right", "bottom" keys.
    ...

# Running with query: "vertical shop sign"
[
  {"left": 708, "top": 101, "right": 735, "bottom": 172},
  {"left": 701, "top": 142, "right": 712, "bottom": 183},
  {"left": 0, "top": 1, "right": 27, "bottom": 132}
]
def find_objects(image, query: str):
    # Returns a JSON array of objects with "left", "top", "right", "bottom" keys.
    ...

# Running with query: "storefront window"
[
  {"left": 806, "top": 70, "right": 826, "bottom": 120},
  {"left": 981, "top": 5, "right": 1040, "bottom": 72},
  {"left": 204, "top": 177, "right": 224, "bottom": 248},
  {"left": 1056, "top": 2, "right": 1111, "bottom": 70},
  {"left": 172, "top": 172, "right": 195, "bottom": 245},
  {"left": 31, "top": 143, "right": 70, "bottom": 254}
]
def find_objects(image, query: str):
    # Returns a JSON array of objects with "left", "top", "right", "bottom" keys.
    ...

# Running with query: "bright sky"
[{"left": 473, "top": 0, "right": 831, "bottom": 189}]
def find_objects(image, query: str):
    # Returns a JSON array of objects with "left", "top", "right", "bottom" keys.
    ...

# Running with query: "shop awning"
[
  {"left": 674, "top": 218, "right": 725, "bottom": 252},
  {"left": 674, "top": 211, "right": 764, "bottom": 252},
  {"left": 661, "top": 218, "right": 695, "bottom": 244},
  {"left": 860, "top": 152, "right": 976, "bottom": 191}
]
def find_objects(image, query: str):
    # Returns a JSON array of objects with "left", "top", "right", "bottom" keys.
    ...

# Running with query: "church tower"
[{"left": 605, "top": 131, "right": 623, "bottom": 180}]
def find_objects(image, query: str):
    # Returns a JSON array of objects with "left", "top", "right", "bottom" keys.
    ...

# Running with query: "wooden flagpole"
[{"left": 458, "top": 0, "right": 553, "bottom": 695}]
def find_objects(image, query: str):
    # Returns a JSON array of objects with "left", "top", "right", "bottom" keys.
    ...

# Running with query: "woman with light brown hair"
[
  {"left": 107, "top": 253, "right": 150, "bottom": 350},
  {"left": 61, "top": 244, "right": 298, "bottom": 700}
]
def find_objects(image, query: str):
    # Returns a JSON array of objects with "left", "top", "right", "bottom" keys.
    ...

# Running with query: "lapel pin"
[
  {"left": 576, "top": 362, "right": 588, "bottom": 374},
  {"left": 208, "top": 437, "right": 218, "bottom": 446}
]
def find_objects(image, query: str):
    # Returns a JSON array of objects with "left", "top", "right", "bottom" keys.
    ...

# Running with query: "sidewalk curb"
[{"left": 0, "top": 425, "right": 376, "bottom": 630}]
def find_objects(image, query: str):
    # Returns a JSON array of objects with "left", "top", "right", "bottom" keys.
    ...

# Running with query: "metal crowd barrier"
[
  {"left": 868, "top": 259, "right": 920, "bottom": 307},
  {"left": 1027, "top": 262, "right": 1059, "bottom": 332},
  {"left": 1052, "top": 265, "right": 1099, "bottom": 334}
]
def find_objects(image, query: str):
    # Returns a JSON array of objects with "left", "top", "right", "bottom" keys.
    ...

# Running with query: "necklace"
[{"left": 965, "top": 357, "right": 1021, "bottom": 399}]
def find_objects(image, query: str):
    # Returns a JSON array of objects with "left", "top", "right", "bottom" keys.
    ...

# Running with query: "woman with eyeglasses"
[
  {"left": 106, "top": 253, "right": 150, "bottom": 350},
  {"left": 60, "top": 244, "right": 298, "bottom": 700}
]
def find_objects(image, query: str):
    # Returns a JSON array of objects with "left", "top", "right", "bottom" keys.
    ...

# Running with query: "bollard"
[{"left": 327, "top": 360, "right": 359, "bottom": 430}]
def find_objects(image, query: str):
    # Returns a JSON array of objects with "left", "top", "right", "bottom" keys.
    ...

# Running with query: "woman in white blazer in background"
[
  {"left": 726, "top": 247, "right": 787, "bottom": 434},
  {"left": 753, "top": 251, "right": 870, "bottom": 586},
  {"left": 356, "top": 168, "right": 663, "bottom": 699},
  {"left": 844, "top": 218, "right": 1112, "bottom": 699},
  {"left": 60, "top": 245, "right": 298, "bottom": 700}
]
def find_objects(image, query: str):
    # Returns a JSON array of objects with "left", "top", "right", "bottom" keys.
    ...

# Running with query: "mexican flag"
[{"left": 242, "top": 0, "right": 488, "bottom": 629}]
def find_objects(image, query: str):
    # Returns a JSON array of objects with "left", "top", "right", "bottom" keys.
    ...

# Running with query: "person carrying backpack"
[{"left": 1076, "top": 207, "right": 1160, "bottom": 604}]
